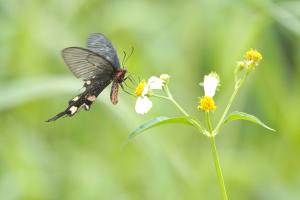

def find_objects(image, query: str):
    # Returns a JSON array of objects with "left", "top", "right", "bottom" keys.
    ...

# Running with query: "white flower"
[
  {"left": 148, "top": 76, "right": 164, "bottom": 89},
  {"left": 135, "top": 96, "right": 152, "bottom": 114},
  {"left": 134, "top": 76, "right": 164, "bottom": 114},
  {"left": 203, "top": 72, "right": 220, "bottom": 97}
]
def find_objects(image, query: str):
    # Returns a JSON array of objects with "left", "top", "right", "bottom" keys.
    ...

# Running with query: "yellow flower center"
[
  {"left": 244, "top": 48, "right": 262, "bottom": 64},
  {"left": 135, "top": 79, "right": 147, "bottom": 97},
  {"left": 198, "top": 96, "right": 216, "bottom": 112}
]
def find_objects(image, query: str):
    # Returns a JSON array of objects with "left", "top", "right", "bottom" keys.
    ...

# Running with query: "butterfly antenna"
[
  {"left": 128, "top": 47, "right": 135, "bottom": 60},
  {"left": 124, "top": 47, "right": 134, "bottom": 65},
  {"left": 121, "top": 50, "right": 127, "bottom": 67},
  {"left": 122, "top": 46, "right": 135, "bottom": 67}
]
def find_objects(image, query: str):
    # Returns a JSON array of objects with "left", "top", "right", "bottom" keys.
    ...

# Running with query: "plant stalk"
[
  {"left": 206, "top": 113, "right": 228, "bottom": 200},
  {"left": 164, "top": 86, "right": 206, "bottom": 133},
  {"left": 214, "top": 73, "right": 247, "bottom": 134}
]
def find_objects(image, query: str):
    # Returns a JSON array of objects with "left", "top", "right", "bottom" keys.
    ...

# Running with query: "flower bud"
[{"left": 160, "top": 74, "right": 170, "bottom": 82}]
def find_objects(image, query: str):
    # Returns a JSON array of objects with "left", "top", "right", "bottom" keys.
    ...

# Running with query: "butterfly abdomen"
[
  {"left": 110, "top": 68, "right": 127, "bottom": 105},
  {"left": 110, "top": 81, "right": 119, "bottom": 105}
]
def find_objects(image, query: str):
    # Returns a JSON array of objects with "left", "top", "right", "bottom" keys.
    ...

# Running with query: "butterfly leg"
[{"left": 120, "top": 83, "right": 134, "bottom": 96}]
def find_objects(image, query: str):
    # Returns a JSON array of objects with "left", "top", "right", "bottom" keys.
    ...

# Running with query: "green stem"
[
  {"left": 209, "top": 137, "right": 228, "bottom": 200},
  {"left": 153, "top": 86, "right": 205, "bottom": 133},
  {"left": 214, "top": 73, "right": 247, "bottom": 134},
  {"left": 152, "top": 94, "right": 170, "bottom": 100},
  {"left": 152, "top": 92, "right": 188, "bottom": 116},
  {"left": 164, "top": 85, "right": 190, "bottom": 117},
  {"left": 165, "top": 85, "right": 206, "bottom": 133},
  {"left": 206, "top": 113, "right": 228, "bottom": 200}
]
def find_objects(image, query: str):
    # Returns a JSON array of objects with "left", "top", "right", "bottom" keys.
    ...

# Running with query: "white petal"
[
  {"left": 135, "top": 96, "right": 152, "bottom": 114},
  {"left": 203, "top": 73, "right": 220, "bottom": 97},
  {"left": 148, "top": 76, "right": 163, "bottom": 90},
  {"left": 141, "top": 83, "right": 149, "bottom": 96}
]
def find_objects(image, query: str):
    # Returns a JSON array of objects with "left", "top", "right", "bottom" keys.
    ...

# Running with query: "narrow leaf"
[
  {"left": 223, "top": 111, "right": 275, "bottom": 132},
  {"left": 126, "top": 116, "right": 194, "bottom": 143}
]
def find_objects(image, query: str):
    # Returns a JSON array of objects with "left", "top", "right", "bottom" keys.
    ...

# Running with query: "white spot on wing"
[
  {"left": 69, "top": 106, "right": 78, "bottom": 114},
  {"left": 87, "top": 95, "right": 96, "bottom": 101},
  {"left": 72, "top": 96, "right": 79, "bottom": 101},
  {"left": 86, "top": 80, "right": 91, "bottom": 85},
  {"left": 83, "top": 104, "right": 90, "bottom": 110}
]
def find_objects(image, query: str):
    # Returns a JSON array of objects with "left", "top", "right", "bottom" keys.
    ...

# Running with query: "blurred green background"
[{"left": 0, "top": 0, "right": 299, "bottom": 199}]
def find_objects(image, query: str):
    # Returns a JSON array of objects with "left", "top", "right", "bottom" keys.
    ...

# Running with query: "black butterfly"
[{"left": 46, "top": 33, "right": 127, "bottom": 122}]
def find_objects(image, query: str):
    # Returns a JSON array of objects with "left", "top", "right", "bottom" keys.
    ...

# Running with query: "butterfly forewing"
[
  {"left": 62, "top": 47, "right": 114, "bottom": 80},
  {"left": 87, "top": 33, "right": 120, "bottom": 69}
]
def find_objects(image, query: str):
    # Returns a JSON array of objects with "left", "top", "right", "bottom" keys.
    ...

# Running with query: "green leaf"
[
  {"left": 222, "top": 111, "right": 275, "bottom": 132},
  {"left": 126, "top": 116, "right": 194, "bottom": 143}
]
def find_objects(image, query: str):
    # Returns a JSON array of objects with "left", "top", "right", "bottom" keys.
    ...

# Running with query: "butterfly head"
[{"left": 115, "top": 68, "right": 127, "bottom": 83}]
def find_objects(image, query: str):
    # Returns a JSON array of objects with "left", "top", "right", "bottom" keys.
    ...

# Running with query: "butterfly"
[{"left": 46, "top": 33, "right": 127, "bottom": 122}]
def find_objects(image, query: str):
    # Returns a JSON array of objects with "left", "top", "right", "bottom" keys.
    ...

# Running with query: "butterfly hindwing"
[
  {"left": 62, "top": 47, "right": 115, "bottom": 80},
  {"left": 46, "top": 76, "right": 112, "bottom": 122}
]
